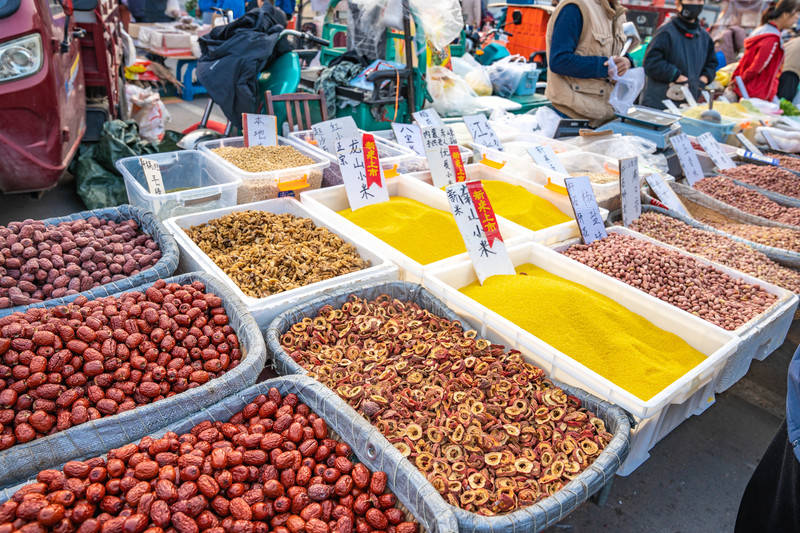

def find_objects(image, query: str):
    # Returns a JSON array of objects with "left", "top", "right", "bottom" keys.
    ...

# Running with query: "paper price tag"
[
  {"left": 426, "top": 144, "right": 466, "bottom": 187},
  {"left": 762, "top": 129, "right": 780, "bottom": 151},
  {"left": 336, "top": 133, "right": 390, "bottom": 211},
  {"left": 680, "top": 85, "right": 698, "bottom": 107},
  {"left": 527, "top": 145, "right": 568, "bottom": 175},
  {"left": 391, "top": 122, "right": 425, "bottom": 156},
  {"left": 311, "top": 117, "right": 358, "bottom": 155},
  {"left": 565, "top": 176, "right": 607, "bottom": 244},
  {"left": 645, "top": 173, "right": 689, "bottom": 217},
  {"left": 735, "top": 76, "right": 750, "bottom": 99},
  {"left": 412, "top": 108, "right": 444, "bottom": 127},
  {"left": 619, "top": 157, "right": 641, "bottom": 227},
  {"left": 735, "top": 148, "right": 780, "bottom": 166},
  {"left": 242, "top": 113, "right": 277, "bottom": 147},
  {"left": 662, "top": 99, "right": 681, "bottom": 114},
  {"left": 697, "top": 132, "right": 736, "bottom": 170},
  {"left": 701, "top": 90, "right": 711, "bottom": 104},
  {"left": 736, "top": 133, "right": 763, "bottom": 156},
  {"left": 464, "top": 114, "right": 503, "bottom": 151},
  {"left": 421, "top": 126, "right": 457, "bottom": 149},
  {"left": 140, "top": 158, "right": 165, "bottom": 195},
  {"left": 669, "top": 133, "right": 704, "bottom": 185},
  {"left": 445, "top": 181, "right": 515, "bottom": 284}
]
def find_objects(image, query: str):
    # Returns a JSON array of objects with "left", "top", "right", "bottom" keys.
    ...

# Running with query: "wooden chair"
[{"left": 265, "top": 91, "right": 329, "bottom": 135}]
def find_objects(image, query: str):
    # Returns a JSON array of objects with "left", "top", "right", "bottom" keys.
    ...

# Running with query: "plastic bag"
[
  {"left": 426, "top": 65, "right": 484, "bottom": 116},
  {"left": 487, "top": 106, "right": 561, "bottom": 138},
  {"left": 756, "top": 126, "right": 800, "bottom": 153},
  {"left": 125, "top": 85, "right": 171, "bottom": 143},
  {"left": 608, "top": 66, "right": 645, "bottom": 114},
  {"left": 451, "top": 54, "right": 492, "bottom": 96},
  {"left": 347, "top": 0, "right": 400, "bottom": 61},
  {"left": 408, "top": 0, "right": 463, "bottom": 51},
  {"left": 486, "top": 55, "right": 536, "bottom": 97}
]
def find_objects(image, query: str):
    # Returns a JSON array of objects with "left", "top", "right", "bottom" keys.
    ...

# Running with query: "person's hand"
[
  {"left": 614, "top": 56, "right": 632, "bottom": 76},
  {"left": 675, "top": 74, "right": 689, "bottom": 83}
]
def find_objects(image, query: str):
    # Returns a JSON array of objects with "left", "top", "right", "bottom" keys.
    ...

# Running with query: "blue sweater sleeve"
[{"left": 549, "top": 4, "right": 609, "bottom": 79}]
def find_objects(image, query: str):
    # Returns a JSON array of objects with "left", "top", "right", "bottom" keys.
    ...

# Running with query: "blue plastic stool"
[{"left": 176, "top": 59, "right": 208, "bottom": 101}]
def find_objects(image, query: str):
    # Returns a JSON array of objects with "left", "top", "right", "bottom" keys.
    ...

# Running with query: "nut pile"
[
  {"left": 0, "top": 217, "right": 161, "bottom": 308},
  {"left": 0, "top": 279, "right": 242, "bottom": 451},
  {"left": 0, "top": 387, "right": 418, "bottom": 533},
  {"left": 766, "top": 152, "right": 800, "bottom": 172},
  {"left": 630, "top": 213, "right": 800, "bottom": 293},
  {"left": 720, "top": 164, "right": 800, "bottom": 199},
  {"left": 185, "top": 212, "right": 369, "bottom": 299},
  {"left": 283, "top": 295, "right": 612, "bottom": 515},
  {"left": 562, "top": 233, "right": 778, "bottom": 330},
  {"left": 694, "top": 177, "right": 800, "bottom": 226}
]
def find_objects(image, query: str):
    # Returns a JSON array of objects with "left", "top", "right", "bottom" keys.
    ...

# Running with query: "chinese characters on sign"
[
  {"left": 446, "top": 181, "right": 515, "bottom": 284},
  {"left": 412, "top": 108, "right": 444, "bottom": 127},
  {"left": 565, "top": 176, "right": 608, "bottom": 244},
  {"left": 312, "top": 117, "right": 359, "bottom": 155},
  {"left": 669, "top": 133, "right": 704, "bottom": 185},
  {"left": 697, "top": 132, "right": 736, "bottom": 170},
  {"left": 736, "top": 133, "right": 763, "bottom": 156},
  {"left": 391, "top": 122, "right": 425, "bottom": 156},
  {"left": 527, "top": 145, "right": 568, "bottom": 175},
  {"left": 619, "top": 156, "right": 641, "bottom": 227},
  {"left": 463, "top": 114, "right": 503, "bottom": 151},
  {"left": 645, "top": 173, "right": 690, "bottom": 216},
  {"left": 423, "top": 126, "right": 463, "bottom": 187},
  {"left": 336, "top": 133, "right": 389, "bottom": 211},
  {"left": 140, "top": 158, "right": 165, "bottom": 195},
  {"left": 242, "top": 113, "right": 278, "bottom": 147}
]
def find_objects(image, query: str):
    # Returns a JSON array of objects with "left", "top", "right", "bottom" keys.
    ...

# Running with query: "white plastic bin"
[
  {"left": 422, "top": 240, "right": 739, "bottom": 476},
  {"left": 197, "top": 136, "right": 330, "bottom": 203},
  {"left": 405, "top": 163, "right": 609, "bottom": 245},
  {"left": 116, "top": 151, "right": 241, "bottom": 221},
  {"left": 300, "top": 175, "right": 528, "bottom": 283},
  {"left": 163, "top": 198, "right": 398, "bottom": 329}
]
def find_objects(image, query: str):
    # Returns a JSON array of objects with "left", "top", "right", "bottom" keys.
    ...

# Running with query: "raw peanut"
[{"left": 695, "top": 176, "right": 800, "bottom": 226}]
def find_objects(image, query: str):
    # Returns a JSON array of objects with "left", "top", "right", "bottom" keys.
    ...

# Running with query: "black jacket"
[
  {"left": 641, "top": 16, "right": 717, "bottom": 109},
  {"left": 197, "top": 5, "right": 291, "bottom": 129}
]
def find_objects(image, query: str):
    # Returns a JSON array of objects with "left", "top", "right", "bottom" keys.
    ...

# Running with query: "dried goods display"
[
  {"left": 0, "top": 387, "right": 418, "bottom": 533},
  {"left": 0, "top": 280, "right": 241, "bottom": 451},
  {"left": 460, "top": 264, "right": 706, "bottom": 400},
  {"left": 766, "top": 152, "right": 800, "bottom": 172},
  {"left": 562, "top": 233, "right": 777, "bottom": 330},
  {"left": 630, "top": 213, "right": 800, "bottom": 293},
  {"left": 720, "top": 164, "right": 800, "bottom": 199},
  {"left": 211, "top": 146, "right": 315, "bottom": 174},
  {"left": 283, "top": 295, "right": 614, "bottom": 515},
  {"left": 693, "top": 177, "right": 800, "bottom": 226},
  {"left": 0, "top": 217, "right": 161, "bottom": 308},
  {"left": 479, "top": 181, "right": 571, "bottom": 231},
  {"left": 338, "top": 198, "right": 466, "bottom": 265},
  {"left": 185, "top": 212, "right": 369, "bottom": 298}
]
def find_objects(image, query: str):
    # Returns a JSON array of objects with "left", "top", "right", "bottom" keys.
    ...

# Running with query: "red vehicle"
[{"left": 0, "top": 0, "right": 121, "bottom": 193}]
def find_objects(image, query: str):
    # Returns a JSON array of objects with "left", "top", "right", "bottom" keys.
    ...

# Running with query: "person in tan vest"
[
  {"left": 545, "top": 0, "right": 629, "bottom": 126},
  {"left": 778, "top": 35, "right": 800, "bottom": 102}
]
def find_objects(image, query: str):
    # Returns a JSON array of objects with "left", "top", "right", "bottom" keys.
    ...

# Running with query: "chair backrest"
[{"left": 265, "top": 91, "right": 329, "bottom": 135}]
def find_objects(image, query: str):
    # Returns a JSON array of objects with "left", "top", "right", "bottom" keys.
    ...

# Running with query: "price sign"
[
  {"left": 140, "top": 158, "right": 165, "bottom": 195},
  {"left": 464, "top": 114, "right": 503, "bottom": 151},
  {"left": 736, "top": 149, "right": 780, "bottom": 166},
  {"left": 762, "top": 129, "right": 780, "bottom": 151},
  {"left": 445, "top": 181, "right": 515, "bottom": 284},
  {"left": 697, "top": 132, "right": 736, "bottom": 170},
  {"left": 662, "top": 99, "right": 681, "bottom": 114},
  {"left": 412, "top": 108, "right": 444, "bottom": 127},
  {"left": 527, "top": 146, "right": 568, "bottom": 175},
  {"left": 336, "top": 133, "right": 390, "bottom": 211},
  {"left": 669, "top": 133, "right": 704, "bottom": 185},
  {"left": 312, "top": 117, "right": 359, "bottom": 155},
  {"left": 736, "top": 133, "right": 763, "bottom": 156},
  {"left": 242, "top": 113, "right": 278, "bottom": 147},
  {"left": 680, "top": 85, "right": 698, "bottom": 107},
  {"left": 619, "top": 157, "right": 641, "bottom": 227},
  {"left": 426, "top": 145, "right": 467, "bottom": 187},
  {"left": 645, "top": 173, "right": 690, "bottom": 216},
  {"left": 391, "top": 122, "right": 425, "bottom": 156},
  {"left": 565, "top": 176, "right": 607, "bottom": 244}
]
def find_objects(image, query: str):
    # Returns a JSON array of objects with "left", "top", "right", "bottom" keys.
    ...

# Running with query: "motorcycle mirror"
[{"left": 511, "top": 10, "right": 522, "bottom": 25}]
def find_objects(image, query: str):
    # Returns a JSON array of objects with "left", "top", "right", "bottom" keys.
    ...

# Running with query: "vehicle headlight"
[{"left": 0, "top": 34, "right": 43, "bottom": 83}]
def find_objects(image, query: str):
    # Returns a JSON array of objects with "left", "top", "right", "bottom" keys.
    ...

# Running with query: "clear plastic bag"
[
  {"left": 451, "top": 54, "right": 492, "bottom": 96},
  {"left": 426, "top": 65, "right": 484, "bottom": 116},
  {"left": 486, "top": 55, "right": 537, "bottom": 97},
  {"left": 408, "top": 0, "right": 463, "bottom": 51},
  {"left": 608, "top": 66, "right": 645, "bottom": 115},
  {"left": 125, "top": 85, "right": 171, "bottom": 143}
]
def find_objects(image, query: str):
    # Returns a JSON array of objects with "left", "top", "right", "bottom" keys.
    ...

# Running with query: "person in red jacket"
[{"left": 731, "top": 0, "right": 800, "bottom": 101}]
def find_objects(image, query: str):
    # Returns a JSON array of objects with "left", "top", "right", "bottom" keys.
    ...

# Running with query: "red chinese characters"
[
  {"left": 466, "top": 181, "right": 503, "bottom": 246},
  {"left": 363, "top": 133, "right": 382, "bottom": 188}
]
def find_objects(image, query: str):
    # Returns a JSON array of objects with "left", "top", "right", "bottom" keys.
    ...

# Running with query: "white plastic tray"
[
  {"left": 405, "top": 163, "right": 609, "bottom": 246},
  {"left": 288, "top": 128, "right": 416, "bottom": 174},
  {"left": 422, "top": 240, "right": 739, "bottom": 475},
  {"left": 163, "top": 198, "right": 399, "bottom": 329},
  {"left": 300, "top": 175, "right": 528, "bottom": 283}
]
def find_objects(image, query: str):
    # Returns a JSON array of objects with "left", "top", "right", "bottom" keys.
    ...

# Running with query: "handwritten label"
[
  {"left": 645, "top": 173, "right": 690, "bottom": 216},
  {"left": 565, "top": 176, "right": 608, "bottom": 244},
  {"left": 464, "top": 114, "right": 503, "bottom": 151},
  {"left": 412, "top": 108, "right": 444, "bottom": 127},
  {"left": 140, "top": 158, "right": 165, "bottom": 195},
  {"left": 242, "top": 113, "right": 277, "bottom": 147},
  {"left": 311, "top": 117, "right": 359, "bottom": 155},
  {"left": 421, "top": 126, "right": 457, "bottom": 150},
  {"left": 680, "top": 85, "right": 698, "bottom": 107},
  {"left": 619, "top": 157, "right": 641, "bottom": 227},
  {"left": 336, "top": 133, "right": 389, "bottom": 211},
  {"left": 391, "top": 122, "right": 425, "bottom": 156},
  {"left": 527, "top": 145, "right": 568, "bottom": 175},
  {"left": 445, "top": 181, "right": 515, "bottom": 284},
  {"left": 427, "top": 145, "right": 466, "bottom": 187},
  {"left": 736, "top": 148, "right": 780, "bottom": 166},
  {"left": 697, "top": 132, "right": 736, "bottom": 170},
  {"left": 669, "top": 133, "right": 704, "bottom": 185},
  {"left": 736, "top": 133, "right": 763, "bottom": 156},
  {"left": 663, "top": 99, "right": 681, "bottom": 114}
]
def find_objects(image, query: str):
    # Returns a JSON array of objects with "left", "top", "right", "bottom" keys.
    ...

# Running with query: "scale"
[{"left": 598, "top": 105, "right": 682, "bottom": 149}]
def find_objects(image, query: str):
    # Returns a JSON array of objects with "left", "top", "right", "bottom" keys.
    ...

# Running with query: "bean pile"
[
  {"left": 630, "top": 213, "right": 800, "bottom": 293},
  {"left": 0, "top": 279, "right": 242, "bottom": 451},
  {"left": 283, "top": 295, "right": 612, "bottom": 515},
  {"left": 562, "top": 233, "right": 777, "bottom": 330},
  {"left": 0, "top": 387, "right": 418, "bottom": 533},
  {"left": 185, "top": 212, "right": 369, "bottom": 299},
  {"left": 694, "top": 177, "right": 800, "bottom": 226},
  {"left": 720, "top": 164, "right": 800, "bottom": 199},
  {"left": 767, "top": 153, "right": 800, "bottom": 172},
  {"left": 0, "top": 217, "right": 161, "bottom": 308}
]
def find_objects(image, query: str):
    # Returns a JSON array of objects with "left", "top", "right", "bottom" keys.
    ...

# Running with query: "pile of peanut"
[
  {"left": 562, "top": 233, "right": 778, "bottom": 330},
  {"left": 721, "top": 165, "right": 800, "bottom": 199},
  {"left": 694, "top": 177, "right": 800, "bottom": 226},
  {"left": 630, "top": 213, "right": 800, "bottom": 293},
  {"left": 767, "top": 153, "right": 800, "bottom": 172}
]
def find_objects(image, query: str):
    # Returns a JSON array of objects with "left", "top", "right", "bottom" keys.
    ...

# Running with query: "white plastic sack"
[
  {"left": 426, "top": 65, "right": 484, "bottom": 116},
  {"left": 609, "top": 67, "right": 645, "bottom": 115},
  {"left": 487, "top": 107, "right": 561, "bottom": 138},
  {"left": 409, "top": 0, "right": 463, "bottom": 51},
  {"left": 486, "top": 55, "right": 537, "bottom": 97},
  {"left": 125, "top": 85, "right": 171, "bottom": 143},
  {"left": 756, "top": 126, "right": 800, "bottom": 152}
]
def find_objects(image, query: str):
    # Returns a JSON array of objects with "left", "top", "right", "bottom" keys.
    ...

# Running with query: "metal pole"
[{"left": 401, "top": 0, "right": 416, "bottom": 116}]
